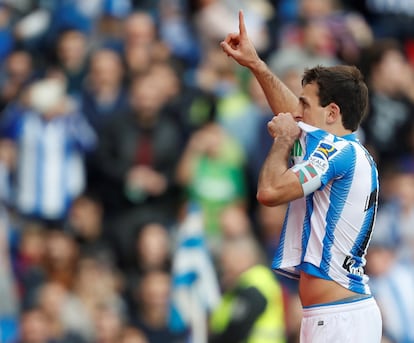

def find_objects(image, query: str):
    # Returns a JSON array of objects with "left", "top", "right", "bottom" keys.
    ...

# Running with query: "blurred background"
[{"left": 0, "top": 0, "right": 414, "bottom": 342}]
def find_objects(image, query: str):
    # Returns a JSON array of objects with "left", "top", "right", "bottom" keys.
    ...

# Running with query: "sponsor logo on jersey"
[
  {"left": 309, "top": 142, "right": 338, "bottom": 174},
  {"left": 342, "top": 255, "right": 364, "bottom": 276}
]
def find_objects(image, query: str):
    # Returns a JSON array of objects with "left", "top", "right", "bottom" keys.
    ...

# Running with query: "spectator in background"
[
  {"left": 344, "top": 0, "right": 414, "bottom": 48},
  {"left": 149, "top": 55, "right": 218, "bottom": 147},
  {"left": 132, "top": 270, "right": 184, "bottom": 343},
  {"left": 209, "top": 235, "right": 286, "bottom": 343},
  {"left": 267, "top": 18, "right": 341, "bottom": 79},
  {"left": 14, "top": 223, "right": 48, "bottom": 310},
  {"left": 132, "top": 222, "right": 171, "bottom": 274},
  {"left": 276, "top": 0, "right": 373, "bottom": 65},
  {"left": 157, "top": 0, "right": 201, "bottom": 69},
  {"left": 0, "top": 49, "right": 34, "bottom": 111},
  {"left": 175, "top": 107, "right": 247, "bottom": 249},
  {"left": 15, "top": 227, "right": 85, "bottom": 327},
  {"left": 91, "top": 69, "right": 182, "bottom": 268},
  {"left": 122, "top": 11, "right": 157, "bottom": 78},
  {"left": 81, "top": 48, "right": 130, "bottom": 195},
  {"left": 372, "top": 157, "right": 414, "bottom": 265},
  {"left": 123, "top": 11, "right": 157, "bottom": 47},
  {"left": 167, "top": 85, "right": 218, "bottom": 149},
  {"left": 43, "top": 230, "right": 79, "bottom": 290},
  {"left": 69, "top": 254, "right": 126, "bottom": 342},
  {"left": 80, "top": 48, "right": 128, "bottom": 135},
  {"left": 122, "top": 11, "right": 170, "bottom": 80},
  {"left": 123, "top": 43, "right": 153, "bottom": 80},
  {"left": 16, "top": 307, "right": 53, "bottom": 343},
  {"left": 366, "top": 231, "right": 414, "bottom": 343},
  {"left": 0, "top": 74, "right": 96, "bottom": 227},
  {"left": 218, "top": 204, "right": 253, "bottom": 240},
  {"left": 54, "top": 29, "right": 90, "bottom": 98},
  {"left": 358, "top": 39, "right": 414, "bottom": 167},
  {"left": 64, "top": 191, "right": 114, "bottom": 265},
  {"left": 124, "top": 222, "right": 172, "bottom": 314},
  {"left": 36, "top": 281, "right": 88, "bottom": 343},
  {"left": 148, "top": 62, "right": 182, "bottom": 113},
  {"left": 94, "top": 304, "right": 126, "bottom": 343}
]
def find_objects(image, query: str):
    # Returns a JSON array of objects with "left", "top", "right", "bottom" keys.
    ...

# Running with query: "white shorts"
[{"left": 300, "top": 296, "right": 382, "bottom": 343}]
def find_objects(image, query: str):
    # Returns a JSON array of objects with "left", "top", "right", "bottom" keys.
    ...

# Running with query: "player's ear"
[{"left": 326, "top": 102, "right": 340, "bottom": 124}]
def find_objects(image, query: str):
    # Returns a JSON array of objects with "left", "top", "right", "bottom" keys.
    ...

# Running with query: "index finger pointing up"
[{"left": 239, "top": 10, "right": 247, "bottom": 36}]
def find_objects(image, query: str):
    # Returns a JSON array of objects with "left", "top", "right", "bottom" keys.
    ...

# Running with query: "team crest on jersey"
[
  {"left": 308, "top": 141, "right": 338, "bottom": 174},
  {"left": 314, "top": 142, "right": 338, "bottom": 159}
]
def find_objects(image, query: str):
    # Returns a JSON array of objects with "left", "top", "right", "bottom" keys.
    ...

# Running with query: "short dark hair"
[{"left": 302, "top": 65, "right": 369, "bottom": 131}]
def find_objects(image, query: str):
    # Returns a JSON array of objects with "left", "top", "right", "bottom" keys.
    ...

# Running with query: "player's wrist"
[
  {"left": 248, "top": 58, "right": 266, "bottom": 74},
  {"left": 273, "top": 134, "right": 296, "bottom": 148}
]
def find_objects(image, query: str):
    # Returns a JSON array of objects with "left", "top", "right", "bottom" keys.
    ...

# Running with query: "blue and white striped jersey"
[
  {"left": 272, "top": 122, "right": 379, "bottom": 295},
  {"left": 1, "top": 104, "right": 97, "bottom": 221}
]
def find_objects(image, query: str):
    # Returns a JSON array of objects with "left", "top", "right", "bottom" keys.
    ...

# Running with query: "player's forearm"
[
  {"left": 257, "top": 135, "right": 295, "bottom": 206},
  {"left": 249, "top": 59, "right": 299, "bottom": 115}
]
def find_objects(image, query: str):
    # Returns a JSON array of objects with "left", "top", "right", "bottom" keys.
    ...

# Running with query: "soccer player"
[{"left": 220, "top": 11, "right": 382, "bottom": 342}]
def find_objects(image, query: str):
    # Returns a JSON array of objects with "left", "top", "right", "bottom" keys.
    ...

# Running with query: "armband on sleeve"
[{"left": 291, "top": 162, "right": 322, "bottom": 196}]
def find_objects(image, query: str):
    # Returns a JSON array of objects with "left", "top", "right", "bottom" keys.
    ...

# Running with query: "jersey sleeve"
[{"left": 290, "top": 139, "right": 353, "bottom": 196}]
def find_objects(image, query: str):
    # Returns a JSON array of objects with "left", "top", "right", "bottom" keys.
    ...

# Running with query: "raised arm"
[
  {"left": 256, "top": 114, "right": 304, "bottom": 206},
  {"left": 220, "top": 10, "right": 299, "bottom": 114}
]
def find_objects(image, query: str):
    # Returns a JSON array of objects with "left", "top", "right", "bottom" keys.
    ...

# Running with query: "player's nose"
[{"left": 291, "top": 110, "right": 302, "bottom": 122}]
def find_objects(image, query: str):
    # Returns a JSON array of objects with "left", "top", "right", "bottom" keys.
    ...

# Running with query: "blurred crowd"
[{"left": 0, "top": 0, "right": 414, "bottom": 342}]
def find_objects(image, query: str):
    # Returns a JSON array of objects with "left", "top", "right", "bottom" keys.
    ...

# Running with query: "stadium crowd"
[{"left": 0, "top": 0, "right": 414, "bottom": 342}]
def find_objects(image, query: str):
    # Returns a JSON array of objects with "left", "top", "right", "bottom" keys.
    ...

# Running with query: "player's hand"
[
  {"left": 220, "top": 10, "right": 261, "bottom": 69},
  {"left": 267, "top": 113, "right": 301, "bottom": 141}
]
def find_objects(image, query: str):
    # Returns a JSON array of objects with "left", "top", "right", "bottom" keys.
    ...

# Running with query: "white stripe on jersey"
[
  {"left": 17, "top": 113, "right": 40, "bottom": 214},
  {"left": 15, "top": 114, "right": 86, "bottom": 220},
  {"left": 42, "top": 121, "right": 65, "bottom": 218},
  {"left": 272, "top": 122, "right": 379, "bottom": 294}
]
